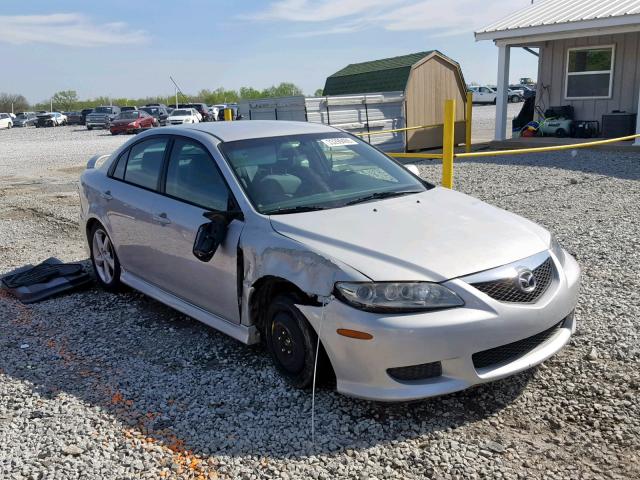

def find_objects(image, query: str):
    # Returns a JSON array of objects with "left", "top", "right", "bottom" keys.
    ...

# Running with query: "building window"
[{"left": 565, "top": 45, "right": 614, "bottom": 99}]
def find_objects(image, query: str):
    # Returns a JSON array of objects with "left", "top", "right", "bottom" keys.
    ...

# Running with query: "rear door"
[
  {"left": 147, "top": 136, "right": 244, "bottom": 322},
  {"left": 104, "top": 136, "right": 170, "bottom": 280}
]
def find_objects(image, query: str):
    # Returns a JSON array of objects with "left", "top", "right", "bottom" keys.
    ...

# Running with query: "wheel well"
[
  {"left": 249, "top": 276, "right": 317, "bottom": 334},
  {"left": 249, "top": 276, "right": 335, "bottom": 383},
  {"left": 85, "top": 218, "right": 101, "bottom": 243}
]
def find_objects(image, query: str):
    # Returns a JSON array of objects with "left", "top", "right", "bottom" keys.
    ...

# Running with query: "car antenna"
[{"left": 311, "top": 295, "right": 330, "bottom": 448}]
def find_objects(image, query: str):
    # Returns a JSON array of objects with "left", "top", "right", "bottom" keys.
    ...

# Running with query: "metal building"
[{"left": 238, "top": 92, "right": 406, "bottom": 152}]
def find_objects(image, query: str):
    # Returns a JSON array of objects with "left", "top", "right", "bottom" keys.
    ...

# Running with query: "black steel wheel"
[{"left": 265, "top": 295, "right": 322, "bottom": 388}]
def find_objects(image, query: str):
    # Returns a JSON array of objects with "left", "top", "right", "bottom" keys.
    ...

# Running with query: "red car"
[{"left": 109, "top": 110, "right": 158, "bottom": 135}]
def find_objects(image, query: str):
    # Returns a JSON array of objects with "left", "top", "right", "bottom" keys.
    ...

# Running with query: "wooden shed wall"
[
  {"left": 536, "top": 32, "right": 640, "bottom": 122},
  {"left": 405, "top": 55, "right": 467, "bottom": 151}
]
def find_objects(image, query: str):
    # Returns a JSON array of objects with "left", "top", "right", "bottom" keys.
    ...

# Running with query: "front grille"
[
  {"left": 472, "top": 320, "right": 563, "bottom": 369},
  {"left": 387, "top": 361, "right": 442, "bottom": 382},
  {"left": 471, "top": 257, "right": 554, "bottom": 303}
]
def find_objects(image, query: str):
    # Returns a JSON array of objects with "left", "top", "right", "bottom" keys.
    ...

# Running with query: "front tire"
[
  {"left": 265, "top": 295, "right": 323, "bottom": 388},
  {"left": 90, "top": 224, "right": 122, "bottom": 292}
]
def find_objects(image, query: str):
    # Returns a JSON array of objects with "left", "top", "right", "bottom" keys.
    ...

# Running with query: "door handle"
[
  {"left": 153, "top": 212, "right": 172, "bottom": 225},
  {"left": 101, "top": 190, "right": 113, "bottom": 200}
]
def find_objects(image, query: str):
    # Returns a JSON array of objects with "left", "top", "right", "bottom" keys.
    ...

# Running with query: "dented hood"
[{"left": 269, "top": 188, "right": 551, "bottom": 282}]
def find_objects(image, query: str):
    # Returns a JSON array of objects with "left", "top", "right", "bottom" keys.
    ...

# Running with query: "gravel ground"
[
  {"left": 0, "top": 125, "right": 639, "bottom": 479},
  {"left": 470, "top": 103, "right": 521, "bottom": 143}
]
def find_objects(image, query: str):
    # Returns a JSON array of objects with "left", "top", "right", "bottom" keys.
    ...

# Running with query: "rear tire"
[
  {"left": 89, "top": 224, "right": 122, "bottom": 292},
  {"left": 265, "top": 295, "right": 323, "bottom": 389}
]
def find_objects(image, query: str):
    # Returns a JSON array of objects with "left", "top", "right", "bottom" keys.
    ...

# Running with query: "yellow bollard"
[
  {"left": 442, "top": 99, "right": 455, "bottom": 189},
  {"left": 465, "top": 91, "right": 473, "bottom": 153},
  {"left": 224, "top": 108, "right": 233, "bottom": 121}
]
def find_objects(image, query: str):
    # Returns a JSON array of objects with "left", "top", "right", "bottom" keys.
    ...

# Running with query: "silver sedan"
[{"left": 79, "top": 121, "right": 580, "bottom": 401}]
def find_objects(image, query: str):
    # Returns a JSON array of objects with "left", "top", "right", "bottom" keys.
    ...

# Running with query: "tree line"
[{"left": 1, "top": 83, "right": 325, "bottom": 113}]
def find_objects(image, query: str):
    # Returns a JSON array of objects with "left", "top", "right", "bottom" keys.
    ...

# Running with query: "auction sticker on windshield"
[{"left": 320, "top": 138, "right": 358, "bottom": 147}]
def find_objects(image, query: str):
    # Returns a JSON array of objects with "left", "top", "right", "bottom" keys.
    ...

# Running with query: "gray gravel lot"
[{"left": 1, "top": 125, "right": 639, "bottom": 479}]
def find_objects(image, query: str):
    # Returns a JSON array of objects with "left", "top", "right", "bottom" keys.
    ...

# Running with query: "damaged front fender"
[{"left": 239, "top": 224, "right": 370, "bottom": 327}]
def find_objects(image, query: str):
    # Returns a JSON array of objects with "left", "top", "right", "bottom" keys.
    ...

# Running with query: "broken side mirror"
[{"left": 192, "top": 210, "right": 242, "bottom": 262}]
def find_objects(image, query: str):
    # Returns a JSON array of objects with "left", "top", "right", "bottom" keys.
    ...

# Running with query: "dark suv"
[
  {"left": 86, "top": 106, "right": 121, "bottom": 130},
  {"left": 139, "top": 106, "right": 170, "bottom": 126}
]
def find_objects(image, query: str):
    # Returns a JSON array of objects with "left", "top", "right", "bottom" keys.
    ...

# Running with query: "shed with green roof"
[{"left": 323, "top": 51, "right": 468, "bottom": 151}]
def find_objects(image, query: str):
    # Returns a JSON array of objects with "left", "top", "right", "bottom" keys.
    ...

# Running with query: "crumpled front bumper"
[{"left": 298, "top": 250, "right": 580, "bottom": 402}]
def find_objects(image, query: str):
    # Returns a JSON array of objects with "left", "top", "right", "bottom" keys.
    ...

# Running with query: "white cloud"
[
  {"left": 252, "top": 0, "right": 531, "bottom": 36},
  {"left": 251, "top": 0, "right": 403, "bottom": 22},
  {"left": 0, "top": 13, "right": 149, "bottom": 47}
]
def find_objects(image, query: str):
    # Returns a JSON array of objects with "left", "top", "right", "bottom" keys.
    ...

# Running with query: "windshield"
[
  {"left": 220, "top": 133, "right": 428, "bottom": 214},
  {"left": 116, "top": 111, "right": 139, "bottom": 120},
  {"left": 140, "top": 107, "right": 158, "bottom": 114},
  {"left": 171, "top": 109, "right": 191, "bottom": 116},
  {"left": 94, "top": 107, "right": 112, "bottom": 113},
  {"left": 16, "top": 113, "right": 29, "bottom": 119}
]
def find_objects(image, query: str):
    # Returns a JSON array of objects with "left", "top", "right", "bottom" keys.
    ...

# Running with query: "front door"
[{"left": 149, "top": 137, "right": 244, "bottom": 323}]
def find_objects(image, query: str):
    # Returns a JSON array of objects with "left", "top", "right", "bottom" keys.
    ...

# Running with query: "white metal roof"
[{"left": 476, "top": 0, "right": 640, "bottom": 42}]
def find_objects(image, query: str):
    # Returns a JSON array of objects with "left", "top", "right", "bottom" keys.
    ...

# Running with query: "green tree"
[
  {"left": 0, "top": 93, "right": 29, "bottom": 113},
  {"left": 261, "top": 82, "right": 303, "bottom": 98},
  {"left": 51, "top": 90, "right": 79, "bottom": 111},
  {"left": 239, "top": 87, "right": 262, "bottom": 99},
  {"left": 313, "top": 88, "right": 324, "bottom": 96}
]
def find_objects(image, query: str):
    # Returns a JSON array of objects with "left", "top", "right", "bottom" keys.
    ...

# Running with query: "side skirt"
[{"left": 121, "top": 270, "right": 260, "bottom": 345}]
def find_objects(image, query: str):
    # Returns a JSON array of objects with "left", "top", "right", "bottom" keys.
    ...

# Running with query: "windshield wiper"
[
  {"left": 344, "top": 190, "right": 422, "bottom": 206},
  {"left": 264, "top": 205, "right": 329, "bottom": 215}
]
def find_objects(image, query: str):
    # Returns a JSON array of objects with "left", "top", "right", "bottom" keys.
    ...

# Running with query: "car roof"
[{"left": 188, "top": 120, "right": 339, "bottom": 142}]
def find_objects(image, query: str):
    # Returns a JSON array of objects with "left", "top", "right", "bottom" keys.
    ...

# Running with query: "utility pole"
[{"left": 169, "top": 76, "right": 184, "bottom": 109}]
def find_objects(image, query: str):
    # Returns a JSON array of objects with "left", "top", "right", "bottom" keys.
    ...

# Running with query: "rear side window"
[
  {"left": 124, "top": 138, "right": 169, "bottom": 191},
  {"left": 111, "top": 151, "right": 128, "bottom": 180},
  {"left": 165, "top": 139, "right": 229, "bottom": 210}
]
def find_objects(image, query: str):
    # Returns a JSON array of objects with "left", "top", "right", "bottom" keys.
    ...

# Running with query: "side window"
[
  {"left": 165, "top": 139, "right": 230, "bottom": 210},
  {"left": 124, "top": 137, "right": 168, "bottom": 190},
  {"left": 111, "top": 150, "right": 128, "bottom": 180}
]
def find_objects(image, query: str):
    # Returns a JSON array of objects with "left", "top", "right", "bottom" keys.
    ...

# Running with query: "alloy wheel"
[{"left": 92, "top": 229, "right": 116, "bottom": 284}]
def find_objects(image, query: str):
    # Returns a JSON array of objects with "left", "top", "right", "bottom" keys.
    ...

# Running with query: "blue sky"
[{"left": 1, "top": 0, "right": 537, "bottom": 103}]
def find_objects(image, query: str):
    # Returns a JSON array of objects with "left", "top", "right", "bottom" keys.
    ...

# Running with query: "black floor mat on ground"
[{"left": 1, "top": 258, "right": 92, "bottom": 303}]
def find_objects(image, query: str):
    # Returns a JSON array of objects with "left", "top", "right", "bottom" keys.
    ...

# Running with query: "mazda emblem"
[{"left": 516, "top": 269, "right": 537, "bottom": 293}]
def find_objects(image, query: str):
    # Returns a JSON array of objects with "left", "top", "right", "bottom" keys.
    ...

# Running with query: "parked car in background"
[
  {"left": 0, "top": 113, "right": 13, "bottom": 129},
  {"left": 13, "top": 112, "right": 37, "bottom": 127},
  {"left": 469, "top": 86, "right": 497, "bottom": 104},
  {"left": 510, "top": 84, "right": 536, "bottom": 99},
  {"left": 166, "top": 108, "right": 200, "bottom": 125},
  {"left": 86, "top": 106, "right": 121, "bottom": 130},
  {"left": 208, "top": 105, "right": 219, "bottom": 121},
  {"left": 36, "top": 112, "right": 67, "bottom": 127},
  {"left": 65, "top": 111, "right": 84, "bottom": 125},
  {"left": 178, "top": 103, "right": 211, "bottom": 122},
  {"left": 121, "top": 106, "right": 138, "bottom": 112},
  {"left": 79, "top": 121, "right": 580, "bottom": 401},
  {"left": 507, "top": 89, "right": 524, "bottom": 103},
  {"left": 140, "top": 106, "right": 170, "bottom": 126},
  {"left": 81, "top": 108, "right": 94, "bottom": 124},
  {"left": 109, "top": 110, "right": 158, "bottom": 135}
]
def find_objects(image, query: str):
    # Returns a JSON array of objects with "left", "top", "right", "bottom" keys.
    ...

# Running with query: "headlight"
[
  {"left": 335, "top": 282, "right": 464, "bottom": 312},
  {"left": 128, "top": 122, "right": 136, "bottom": 127},
  {"left": 550, "top": 235, "right": 565, "bottom": 264}
]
